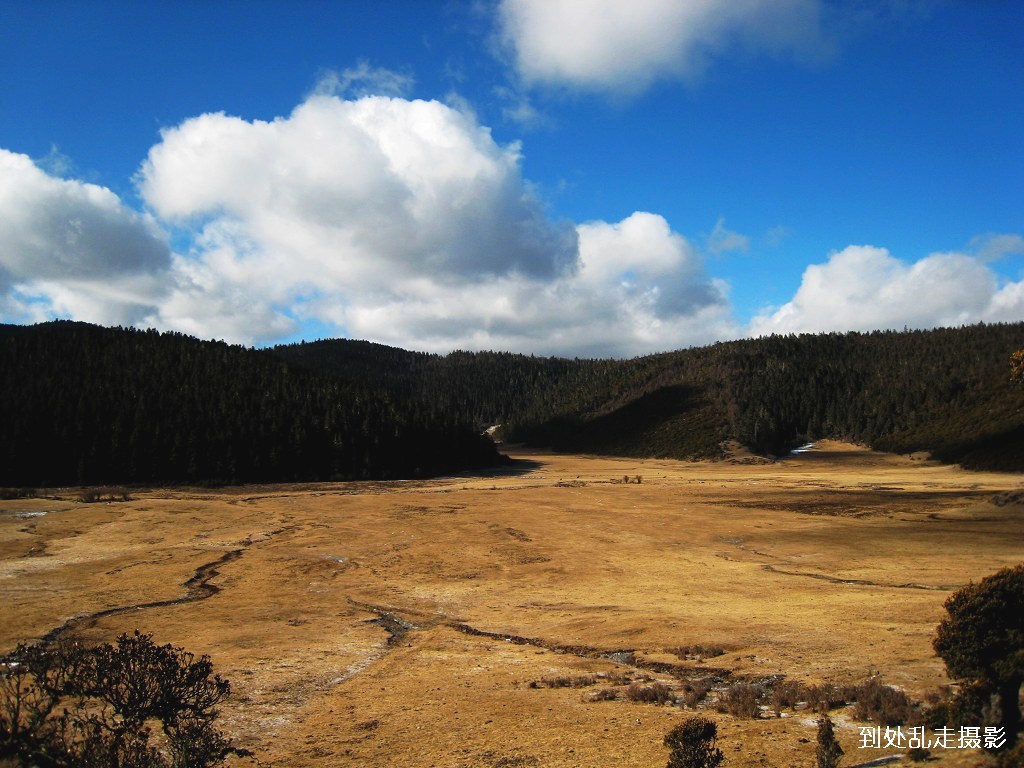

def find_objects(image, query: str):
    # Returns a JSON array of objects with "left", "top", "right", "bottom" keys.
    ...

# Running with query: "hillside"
[
  {"left": 275, "top": 323, "right": 1024, "bottom": 471},
  {"left": 2, "top": 321, "right": 1022, "bottom": 489},
  {"left": 0, "top": 321, "right": 502, "bottom": 487}
]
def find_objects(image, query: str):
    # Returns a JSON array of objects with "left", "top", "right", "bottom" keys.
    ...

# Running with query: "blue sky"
[{"left": 0, "top": 0, "right": 1021, "bottom": 356}]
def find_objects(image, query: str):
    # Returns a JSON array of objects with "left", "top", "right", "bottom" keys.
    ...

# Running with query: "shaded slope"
[{"left": 0, "top": 321, "right": 502, "bottom": 487}]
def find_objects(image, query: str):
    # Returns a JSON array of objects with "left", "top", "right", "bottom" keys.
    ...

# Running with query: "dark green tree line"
[{"left": 0, "top": 322, "right": 501, "bottom": 487}]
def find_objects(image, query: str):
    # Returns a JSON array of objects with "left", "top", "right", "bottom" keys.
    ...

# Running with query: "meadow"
[{"left": 2, "top": 442, "right": 1021, "bottom": 767}]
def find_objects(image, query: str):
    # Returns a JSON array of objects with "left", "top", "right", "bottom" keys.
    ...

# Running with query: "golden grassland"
[{"left": 1, "top": 441, "right": 1022, "bottom": 767}]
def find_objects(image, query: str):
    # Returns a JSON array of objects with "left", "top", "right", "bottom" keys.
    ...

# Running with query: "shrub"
[
  {"left": 920, "top": 698, "right": 952, "bottom": 730},
  {"left": 717, "top": 682, "right": 760, "bottom": 719},
  {"left": 947, "top": 680, "right": 995, "bottom": 728},
  {"left": 852, "top": 678, "right": 915, "bottom": 726},
  {"left": 0, "top": 630, "right": 244, "bottom": 767},
  {"left": 805, "top": 683, "right": 848, "bottom": 713},
  {"left": 770, "top": 679, "right": 806, "bottom": 715},
  {"left": 934, "top": 564, "right": 1024, "bottom": 752},
  {"left": 530, "top": 675, "right": 598, "bottom": 689},
  {"left": 76, "top": 487, "right": 132, "bottom": 504},
  {"left": 815, "top": 715, "right": 843, "bottom": 768},
  {"left": 0, "top": 488, "right": 37, "bottom": 500},
  {"left": 679, "top": 680, "right": 713, "bottom": 708},
  {"left": 626, "top": 681, "right": 674, "bottom": 705},
  {"left": 597, "top": 671, "right": 633, "bottom": 686},
  {"left": 671, "top": 646, "right": 726, "bottom": 661},
  {"left": 664, "top": 716, "right": 724, "bottom": 768}
]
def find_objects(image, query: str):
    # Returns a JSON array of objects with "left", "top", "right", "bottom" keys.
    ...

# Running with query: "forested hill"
[
  {"left": 3, "top": 321, "right": 1022, "bottom": 488},
  {"left": 274, "top": 323, "right": 1024, "bottom": 472},
  {"left": 0, "top": 322, "right": 502, "bottom": 487}
]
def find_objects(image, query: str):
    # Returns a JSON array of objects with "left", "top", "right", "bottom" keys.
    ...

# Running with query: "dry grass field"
[{"left": 2, "top": 441, "right": 1022, "bottom": 767}]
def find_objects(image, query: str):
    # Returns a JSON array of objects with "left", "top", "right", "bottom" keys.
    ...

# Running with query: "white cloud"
[
  {"left": 706, "top": 217, "right": 749, "bottom": 255},
  {"left": 33, "top": 144, "right": 75, "bottom": 177},
  {"left": 498, "top": 0, "right": 826, "bottom": 93},
  {"left": 493, "top": 85, "right": 546, "bottom": 128},
  {"left": 0, "top": 149, "right": 171, "bottom": 326},
  {"left": 577, "top": 212, "right": 726, "bottom": 317},
  {"left": 132, "top": 94, "right": 733, "bottom": 353},
  {"left": 749, "top": 244, "right": 1024, "bottom": 337},
  {"left": 335, "top": 212, "right": 734, "bottom": 357},
  {"left": 970, "top": 232, "right": 1024, "bottom": 263},
  {"left": 139, "top": 95, "right": 577, "bottom": 285},
  {"left": 1, "top": 94, "right": 738, "bottom": 355},
  {"left": 311, "top": 61, "right": 415, "bottom": 99},
  {"left": 5, "top": 112, "right": 1020, "bottom": 358}
]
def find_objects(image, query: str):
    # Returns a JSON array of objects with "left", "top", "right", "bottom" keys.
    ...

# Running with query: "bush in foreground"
[
  {"left": 664, "top": 716, "right": 724, "bottom": 768},
  {"left": 0, "top": 631, "right": 245, "bottom": 767},
  {"left": 934, "top": 564, "right": 1024, "bottom": 751},
  {"left": 815, "top": 715, "right": 843, "bottom": 768}
]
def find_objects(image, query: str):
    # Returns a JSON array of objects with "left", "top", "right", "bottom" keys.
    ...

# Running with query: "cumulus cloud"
[
  {"left": 310, "top": 214, "right": 731, "bottom": 357},
  {"left": 1, "top": 93, "right": 737, "bottom": 354},
  {"left": 498, "top": 0, "right": 826, "bottom": 93},
  {"left": 331, "top": 211, "right": 734, "bottom": 357},
  {"left": 131, "top": 93, "right": 730, "bottom": 353},
  {"left": 749, "top": 244, "right": 1024, "bottom": 337},
  {"left": 6, "top": 101, "right": 1020, "bottom": 358},
  {"left": 139, "top": 95, "right": 577, "bottom": 284},
  {"left": 0, "top": 149, "right": 171, "bottom": 326}
]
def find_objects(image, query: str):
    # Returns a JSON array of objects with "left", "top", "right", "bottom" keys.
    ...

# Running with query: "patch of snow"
[{"left": 789, "top": 443, "right": 817, "bottom": 455}]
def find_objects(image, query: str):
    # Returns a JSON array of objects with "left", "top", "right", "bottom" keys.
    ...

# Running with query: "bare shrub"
[
  {"left": 541, "top": 676, "right": 574, "bottom": 688},
  {"left": 805, "top": 682, "right": 848, "bottom": 713},
  {"left": 530, "top": 674, "right": 598, "bottom": 689},
  {"left": 679, "top": 680, "right": 713, "bottom": 708},
  {"left": 0, "top": 488, "right": 37, "bottom": 500},
  {"left": 671, "top": 645, "right": 726, "bottom": 661},
  {"left": 770, "top": 679, "right": 806, "bottom": 715},
  {"left": 528, "top": 675, "right": 598, "bottom": 696},
  {"left": 852, "top": 678, "right": 915, "bottom": 725},
  {"left": 109, "top": 487, "right": 132, "bottom": 502},
  {"left": 626, "top": 681, "right": 674, "bottom": 705},
  {"left": 717, "top": 682, "right": 761, "bottom": 719},
  {"left": 907, "top": 747, "right": 931, "bottom": 762},
  {"left": 76, "top": 487, "right": 132, "bottom": 504},
  {"left": 597, "top": 671, "right": 633, "bottom": 686}
]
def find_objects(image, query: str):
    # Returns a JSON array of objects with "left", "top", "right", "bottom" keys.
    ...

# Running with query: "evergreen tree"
[{"left": 816, "top": 715, "right": 843, "bottom": 768}]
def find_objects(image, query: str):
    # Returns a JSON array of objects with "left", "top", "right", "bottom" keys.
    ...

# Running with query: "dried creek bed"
[{"left": 1, "top": 442, "right": 1022, "bottom": 767}]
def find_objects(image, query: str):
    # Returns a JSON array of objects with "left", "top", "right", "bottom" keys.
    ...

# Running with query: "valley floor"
[{"left": 2, "top": 442, "right": 1022, "bottom": 767}]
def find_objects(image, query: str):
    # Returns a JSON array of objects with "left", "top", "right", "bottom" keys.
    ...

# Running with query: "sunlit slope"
[{"left": 276, "top": 323, "right": 1024, "bottom": 470}]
